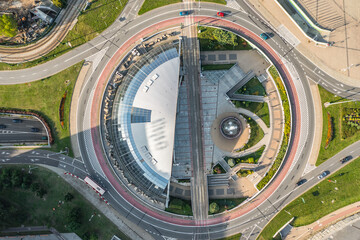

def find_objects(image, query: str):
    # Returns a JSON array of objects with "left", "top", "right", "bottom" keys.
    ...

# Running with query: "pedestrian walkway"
[
  {"left": 285, "top": 201, "right": 360, "bottom": 240},
  {"left": 246, "top": 0, "right": 360, "bottom": 83}
]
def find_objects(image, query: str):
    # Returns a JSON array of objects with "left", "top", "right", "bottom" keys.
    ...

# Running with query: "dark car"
[
  {"left": 296, "top": 179, "right": 307, "bottom": 186},
  {"left": 41, "top": 136, "right": 48, "bottom": 140},
  {"left": 341, "top": 155, "right": 352, "bottom": 163},
  {"left": 0, "top": 124, "right": 6, "bottom": 129},
  {"left": 12, "top": 119, "right": 22, "bottom": 123},
  {"left": 179, "top": 11, "right": 190, "bottom": 16},
  {"left": 318, "top": 170, "right": 330, "bottom": 179},
  {"left": 31, "top": 128, "right": 40, "bottom": 132}
]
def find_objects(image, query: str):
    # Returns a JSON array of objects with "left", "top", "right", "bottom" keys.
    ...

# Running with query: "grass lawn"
[
  {"left": 198, "top": 26, "right": 252, "bottom": 51},
  {"left": 226, "top": 145, "right": 265, "bottom": 165},
  {"left": 237, "top": 77, "right": 266, "bottom": 96},
  {"left": 0, "top": 0, "right": 128, "bottom": 71},
  {"left": 197, "top": 0, "right": 226, "bottom": 4},
  {"left": 165, "top": 197, "right": 192, "bottom": 216},
  {"left": 316, "top": 85, "right": 360, "bottom": 166},
  {"left": 0, "top": 62, "right": 83, "bottom": 156},
  {"left": 202, "top": 64, "right": 235, "bottom": 71},
  {"left": 0, "top": 165, "right": 129, "bottom": 240},
  {"left": 244, "top": 117, "right": 265, "bottom": 149},
  {"left": 209, "top": 198, "right": 247, "bottom": 214},
  {"left": 218, "top": 233, "right": 242, "bottom": 240},
  {"left": 233, "top": 101, "right": 270, "bottom": 128},
  {"left": 138, "top": 0, "right": 181, "bottom": 15},
  {"left": 259, "top": 157, "right": 360, "bottom": 240}
]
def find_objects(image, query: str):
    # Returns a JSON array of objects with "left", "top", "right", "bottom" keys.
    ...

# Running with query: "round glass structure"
[{"left": 220, "top": 117, "right": 242, "bottom": 139}]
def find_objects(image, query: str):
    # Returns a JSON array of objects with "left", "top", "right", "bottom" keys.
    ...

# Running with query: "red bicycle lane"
[{"left": 89, "top": 16, "right": 301, "bottom": 226}]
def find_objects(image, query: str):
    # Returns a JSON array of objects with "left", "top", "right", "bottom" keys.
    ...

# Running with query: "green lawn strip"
[
  {"left": 226, "top": 145, "right": 265, "bottom": 165},
  {"left": 165, "top": 197, "right": 193, "bottom": 216},
  {"left": 209, "top": 198, "right": 247, "bottom": 214},
  {"left": 218, "top": 233, "right": 242, "bottom": 240},
  {"left": 0, "top": 62, "right": 83, "bottom": 156},
  {"left": 196, "top": 0, "right": 226, "bottom": 4},
  {"left": 243, "top": 116, "right": 265, "bottom": 150},
  {"left": 198, "top": 26, "right": 252, "bottom": 51},
  {"left": 233, "top": 101, "right": 270, "bottom": 128},
  {"left": 202, "top": 64, "right": 235, "bottom": 71},
  {"left": 316, "top": 85, "right": 360, "bottom": 166},
  {"left": 256, "top": 66, "right": 290, "bottom": 190},
  {"left": 0, "top": 0, "right": 128, "bottom": 71},
  {"left": 0, "top": 165, "right": 129, "bottom": 239},
  {"left": 259, "top": 157, "right": 360, "bottom": 240},
  {"left": 138, "top": 0, "right": 181, "bottom": 15},
  {"left": 237, "top": 77, "right": 266, "bottom": 96}
]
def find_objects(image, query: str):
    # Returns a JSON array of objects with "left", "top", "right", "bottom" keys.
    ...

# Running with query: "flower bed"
[{"left": 325, "top": 112, "right": 333, "bottom": 149}]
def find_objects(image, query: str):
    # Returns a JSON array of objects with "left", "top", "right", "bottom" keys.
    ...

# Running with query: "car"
[
  {"left": 0, "top": 124, "right": 6, "bottom": 129},
  {"left": 217, "top": 12, "right": 225, "bottom": 17},
  {"left": 296, "top": 179, "right": 307, "bottom": 186},
  {"left": 31, "top": 128, "right": 40, "bottom": 132},
  {"left": 260, "top": 33, "right": 270, "bottom": 40},
  {"left": 179, "top": 11, "right": 190, "bottom": 16},
  {"left": 12, "top": 119, "right": 22, "bottom": 123},
  {"left": 317, "top": 170, "right": 330, "bottom": 179},
  {"left": 341, "top": 155, "right": 352, "bottom": 163},
  {"left": 41, "top": 136, "right": 48, "bottom": 140}
]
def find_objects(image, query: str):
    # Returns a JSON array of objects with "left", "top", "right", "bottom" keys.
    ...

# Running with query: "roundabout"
[{"left": 80, "top": 7, "right": 308, "bottom": 239}]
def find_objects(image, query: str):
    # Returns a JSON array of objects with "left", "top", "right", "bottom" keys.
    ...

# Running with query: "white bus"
[{"left": 84, "top": 177, "right": 105, "bottom": 195}]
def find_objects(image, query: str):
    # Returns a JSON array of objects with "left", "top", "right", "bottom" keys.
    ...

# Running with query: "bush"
[
  {"left": 53, "top": 0, "right": 67, "bottom": 8},
  {"left": 64, "top": 192, "right": 74, "bottom": 202},
  {"left": 325, "top": 112, "right": 333, "bottom": 149},
  {"left": 228, "top": 158, "right": 235, "bottom": 167},
  {"left": 209, "top": 202, "right": 219, "bottom": 214},
  {"left": 0, "top": 14, "right": 18, "bottom": 38}
]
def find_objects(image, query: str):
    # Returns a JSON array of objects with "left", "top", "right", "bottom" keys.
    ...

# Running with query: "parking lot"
[{"left": 0, "top": 115, "right": 48, "bottom": 145}]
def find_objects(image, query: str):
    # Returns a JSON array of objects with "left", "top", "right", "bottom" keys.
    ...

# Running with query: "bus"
[{"left": 84, "top": 177, "right": 105, "bottom": 195}]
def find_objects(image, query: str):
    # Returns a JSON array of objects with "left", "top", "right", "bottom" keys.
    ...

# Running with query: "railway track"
[{"left": 0, "top": 0, "right": 85, "bottom": 64}]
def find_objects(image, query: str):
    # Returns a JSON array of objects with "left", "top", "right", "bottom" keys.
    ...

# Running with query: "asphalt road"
[
  {"left": 0, "top": 116, "right": 48, "bottom": 144},
  {"left": 0, "top": 1, "right": 359, "bottom": 240}
]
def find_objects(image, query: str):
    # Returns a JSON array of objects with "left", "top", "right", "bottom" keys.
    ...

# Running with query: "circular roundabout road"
[{"left": 80, "top": 8, "right": 309, "bottom": 239}]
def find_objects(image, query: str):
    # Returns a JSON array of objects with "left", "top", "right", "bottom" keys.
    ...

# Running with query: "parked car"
[
  {"left": 41, "top": 136, "right": 48, "bottom": 140},
  {"left": 296, "top": 179, "right": 307, "bottom": 186},
  {"left": 317, "top": 170, "right": 330, "bottom": 179},
  {"left": 31, "top": 128, "right": 40, "bottom": 132},
  {"left": 260, "top": 33, "right": 270, "bottom": 40},
  {"left": 341, "top": 155, "right": 352, "bottom": 164},
  {"left": 0, "top": 124, "right": 6, "bottom": 129},
  {"left": 12, "top": 119, "right": 22, "bottom": 123},
  {"left": 217, "top": 12, "right": 225, "bottom": 17},
  {"left": 179, "top": 11, "right": 190, "bottom": 16}
]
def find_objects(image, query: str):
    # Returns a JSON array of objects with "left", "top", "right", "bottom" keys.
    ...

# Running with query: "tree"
[
  {"left": 36, "top": 188, "right": 47, "bottom": 198},
  {"left": 21, "top": 174, "right": 32, "bottom": 189},
  {"left": 67, "top": 207, "right": 82, "bottom": 231},
  {"left": 53, "top": 0, "right": 67, "bottom": 8},
  {"left": 209, "top": 202, "right": 219, "bottom": 214},
  {"left": 0, "top": 14, "right": 18, "bottom": 38},
  {"left": 227, "top": 158, "right": 235, "bottom": 167},
  {"left": 30, "top": 182, "right": 40, "bottom": 192},
  {"left": 64, "top": 192, "right": 74, "bottom": 202},
  {"left": 213, "top": 29, "right": 238, "bottom": 47},
  {"left": 11, "top": 169, "right": 23, "bottom": 187}
]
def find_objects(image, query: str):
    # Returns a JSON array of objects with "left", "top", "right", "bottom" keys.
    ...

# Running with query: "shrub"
[
  {"left": 53, "top": 0, "right": 67, "bottom": 8},
  {"left": 209, "top": 202, "right": 219, "bottom": 214},
  {"left": 325, "top": 112, "right": 333, "bottom": 149},
  {"left": 228, "top": 158, "right": 235, "bottom": 167},
  {"left": 64, "top": 192, "right": 74, "bottom": 202}
]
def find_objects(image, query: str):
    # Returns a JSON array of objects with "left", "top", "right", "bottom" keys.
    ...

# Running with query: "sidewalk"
[
  {"left": 245, "top": 0, "right": 360, "bottom": 85},
  {"left": 285, "top": 200, "right": 360, "bottom": 240}
]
